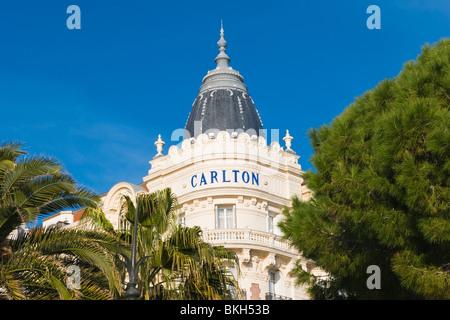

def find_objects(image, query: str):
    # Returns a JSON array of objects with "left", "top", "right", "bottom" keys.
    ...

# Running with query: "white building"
[
  {"left": 47, "top": 25, "right": 324, "bottom": 300},
  {"left": 99, "top": 25, "right": 321, "bottom": 300}
]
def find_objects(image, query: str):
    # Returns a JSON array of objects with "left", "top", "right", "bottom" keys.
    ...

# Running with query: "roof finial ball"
[
  {"left": 154, "top": 134, "right": 165, "bottom": 159},
  {"left": 283, "top": 130, "right": 294, "bottom": 153}
]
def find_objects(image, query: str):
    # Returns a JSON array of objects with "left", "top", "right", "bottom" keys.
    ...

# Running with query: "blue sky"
[{"left": 0, "top": 0, "right": 449, "bottom": 195}]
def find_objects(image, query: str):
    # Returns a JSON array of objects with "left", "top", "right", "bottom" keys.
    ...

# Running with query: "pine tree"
[{"left": 280, "top": 39, "right": 450, "bottom": 299}]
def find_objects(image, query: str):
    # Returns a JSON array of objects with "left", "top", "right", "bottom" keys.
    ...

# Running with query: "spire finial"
[{"left": 215, "top": 20, "right": 230, "bottom": 69}]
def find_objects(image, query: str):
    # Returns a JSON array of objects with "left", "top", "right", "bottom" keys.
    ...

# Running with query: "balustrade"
[
  {"left": 265, "top": 292, "right": 292, "bottom": 300},
  {"left": 203, "top": 229, "right": 292, "bottom": 251}
]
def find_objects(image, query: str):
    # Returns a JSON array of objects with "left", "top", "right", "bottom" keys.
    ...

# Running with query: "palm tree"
[
  {"left": 0, "top": 142, "right": 98, "bottom": 240},
  {"left": 0, "top": 142, "right": 125, "bottom": 299},
  {"left": 83, "top": 188, "right": 241, "bottom": 300},
  {"left": 1, "top": 226, "right": 125, "bottom": 299}
]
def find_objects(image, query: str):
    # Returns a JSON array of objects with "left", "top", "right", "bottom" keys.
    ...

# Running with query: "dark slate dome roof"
[
  {"left": 185, "top": 88, "right": 263, "bottom": 139},
  {"left": 184, "top": 24, "right": 264, "bottom": 139}
]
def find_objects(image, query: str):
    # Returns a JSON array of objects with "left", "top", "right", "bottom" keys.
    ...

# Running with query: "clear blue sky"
[{"left": 0, "top": 0, "right": 449, "bottom": 195}]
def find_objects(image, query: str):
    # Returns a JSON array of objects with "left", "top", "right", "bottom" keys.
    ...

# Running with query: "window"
[
  {"left": 268, "top": 270, "right": 281, "bottom": 296},
  {"left": 178, "top": 213, "right": 186, "bottom": 226},
  {"left": 268, "top": 214, "right": 274, "bottom": 234},
  {"left": 222, "top": 262, "right": 242, "bottom": 299},
  {"left": 216, "top": 205, "right": 235, "bottom": 229},
  {"left": 266, "top": 269, "right": 292, "bottom": 300},
  {"left": 224, "top": 263, "right": 238, "bottom": 281},
  {"left": 267, "top": 213, "right": 281, "bottom": 235},
  {"left": 118, "top": 213, "right": 130, "bottom": 231}
]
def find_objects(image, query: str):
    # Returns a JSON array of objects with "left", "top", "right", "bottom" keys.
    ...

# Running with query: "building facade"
[{"left": 45, "top": 25, "right": 323, "bottom": 300}]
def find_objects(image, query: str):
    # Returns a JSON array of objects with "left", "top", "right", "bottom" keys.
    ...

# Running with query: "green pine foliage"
[{"left": 280, "top": 39, "right": 450, "bottom": 299}]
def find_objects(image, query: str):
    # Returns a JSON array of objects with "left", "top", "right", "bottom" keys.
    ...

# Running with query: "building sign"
[{"left": 191, "top": 170, "right": 259, "bottom": 187}]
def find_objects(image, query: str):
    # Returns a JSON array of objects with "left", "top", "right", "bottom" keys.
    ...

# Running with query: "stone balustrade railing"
[{"left": 203, "top": 228, "right": 295, "bottom": 252}]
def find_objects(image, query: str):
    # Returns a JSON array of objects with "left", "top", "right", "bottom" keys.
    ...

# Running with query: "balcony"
[
  {"left": 202, "top": 228, "right": 295, "bottom": 253},
  {"left": 265, "top": 292, "right": 292, "bottom": 300}
]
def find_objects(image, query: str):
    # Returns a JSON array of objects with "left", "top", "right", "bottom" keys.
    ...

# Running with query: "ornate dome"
[{"left": 184, "top": 24, "right": 264, "bottom": 139}]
